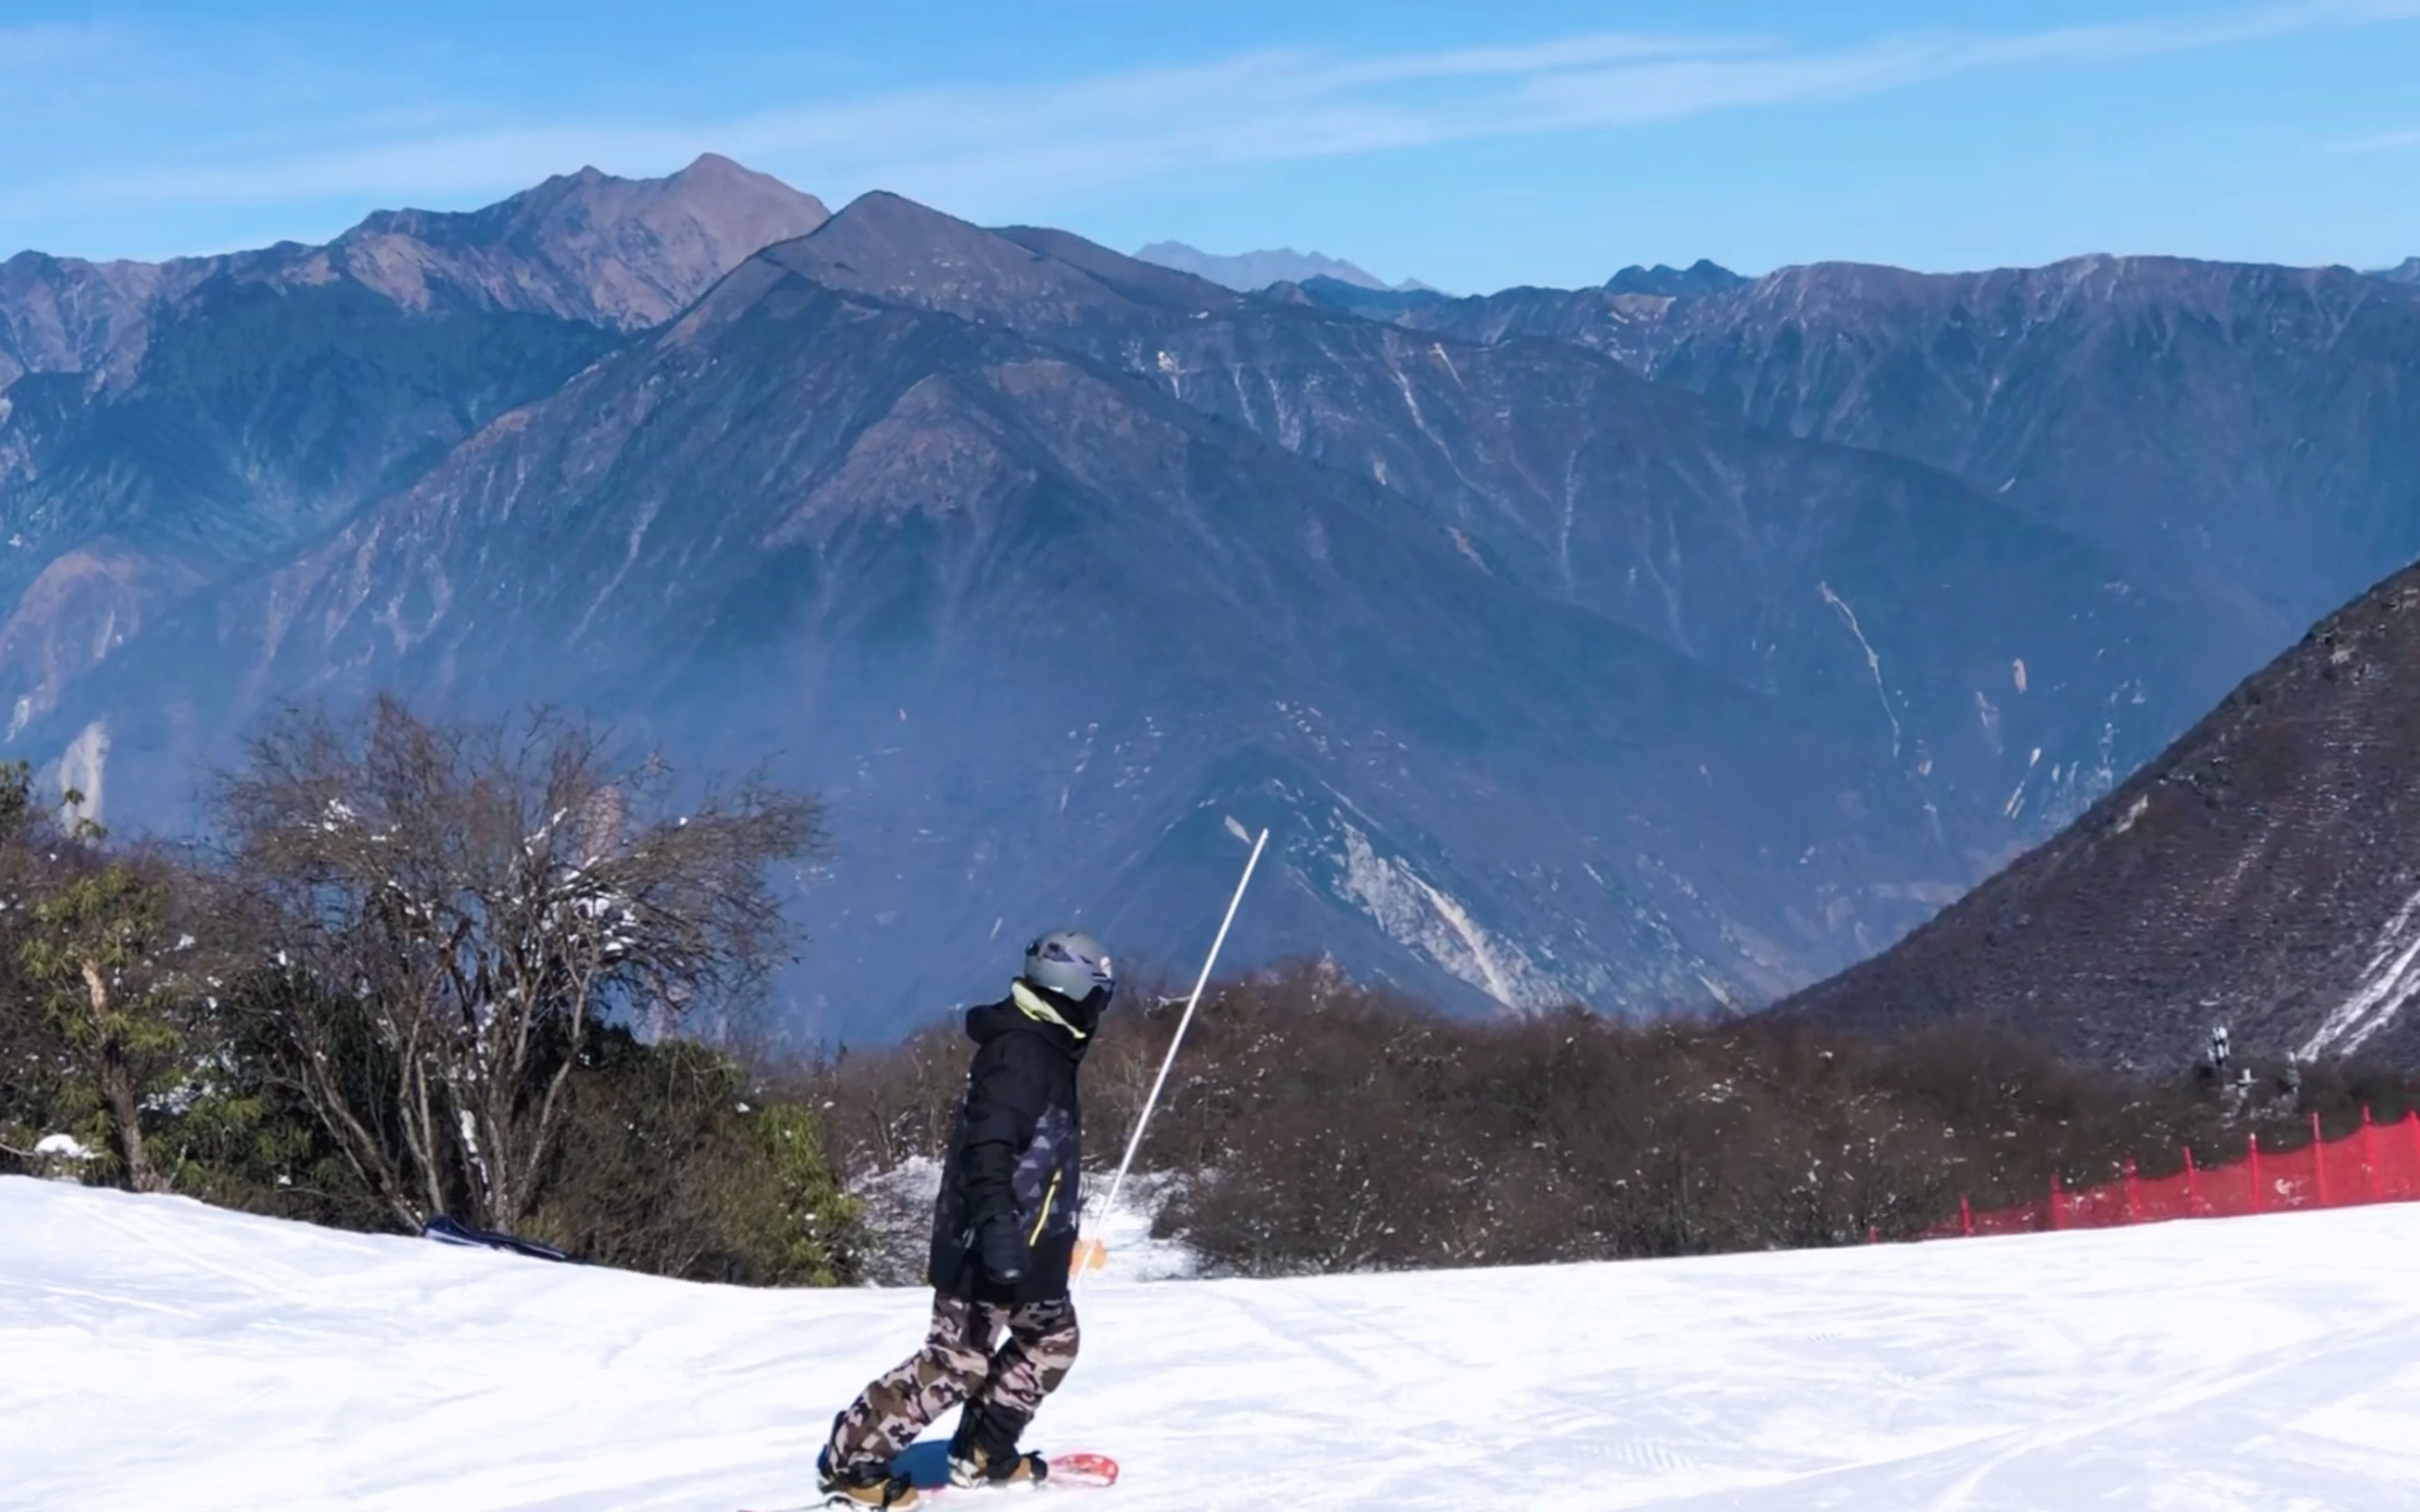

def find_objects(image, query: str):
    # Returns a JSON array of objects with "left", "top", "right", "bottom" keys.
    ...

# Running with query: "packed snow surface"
[{"left": 4, "top": 1178, "right": 2419, "bottom": 1510}]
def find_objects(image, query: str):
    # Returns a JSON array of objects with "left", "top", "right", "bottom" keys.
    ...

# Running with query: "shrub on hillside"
[
  {"left": 536, "top": 1027, "right": 863, "bottom": 1285},
  {"left": 807, "top": 962, "right": 2420, "bottom": 1279}
]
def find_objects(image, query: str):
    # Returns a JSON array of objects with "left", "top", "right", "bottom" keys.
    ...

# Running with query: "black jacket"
[{"left": 929, "top": 984, "right": 1090, "bottom": 1303}]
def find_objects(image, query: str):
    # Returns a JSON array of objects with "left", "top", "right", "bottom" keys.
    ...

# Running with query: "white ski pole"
[{"left": 1074, "top": 826, "right": 1268, "bottom": 1281}]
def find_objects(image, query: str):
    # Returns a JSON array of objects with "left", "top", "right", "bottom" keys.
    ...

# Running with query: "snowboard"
[{"left": 743, "top": 1451, "right": 1118, "bottom": 1510}]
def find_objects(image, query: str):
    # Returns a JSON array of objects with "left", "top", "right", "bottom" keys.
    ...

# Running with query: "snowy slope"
[{"left": 3, "top": 1178, "right": 2418, "bottom": 1511}]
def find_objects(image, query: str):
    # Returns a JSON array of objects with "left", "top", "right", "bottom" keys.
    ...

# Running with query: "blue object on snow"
[{"left": 422, "top": 1214, "right": 571, "bottom": 1263}]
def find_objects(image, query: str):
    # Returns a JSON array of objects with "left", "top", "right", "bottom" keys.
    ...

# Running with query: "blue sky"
[{"left": 5, "top": 1, "right": 2419, "bottom": 290}]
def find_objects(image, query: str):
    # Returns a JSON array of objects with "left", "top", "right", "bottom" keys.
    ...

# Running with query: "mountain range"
[
  {"left": 0, "top": 153, "right": 828, "bottom": 766},
  {"left": 1386, "top": 256, "right": 2420, "bottom": 652},
  {"left": 1132, "top": 241, "right": 1428, "bottom": 294},
  {"left": 2, "top": 158, "right": 2414, "bottom": 1045}
]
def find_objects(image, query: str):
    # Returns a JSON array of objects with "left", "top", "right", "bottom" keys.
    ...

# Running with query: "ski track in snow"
[{"left": 4, "top": 1178, "right": 2420, "bottom": 1509}]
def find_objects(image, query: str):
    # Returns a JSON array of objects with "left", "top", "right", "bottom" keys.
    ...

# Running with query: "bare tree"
[{"left": 214, "top": 698, "right": 821, "bottom": 1231}]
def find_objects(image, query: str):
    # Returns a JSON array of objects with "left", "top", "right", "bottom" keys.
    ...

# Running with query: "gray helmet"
[{"left": 1024, "top": 929, "right": 1115, "bottom": 1006}]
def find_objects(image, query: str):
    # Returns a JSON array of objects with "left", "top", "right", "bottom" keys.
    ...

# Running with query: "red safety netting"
[{"left": 1916, "top": 1107, "right": 2420, "bottom": 1242}]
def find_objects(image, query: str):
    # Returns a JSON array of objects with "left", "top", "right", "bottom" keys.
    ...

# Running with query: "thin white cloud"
[
  {"left": 2332, "top": 127, "right": 2420, "bottom": 151},
  {"left": 0, "top": 20, "right": 123, "bottom": 69},
  {"left": 1308, "top": 31, "right": 1776, "bottom": 89},
  {"left": 29, "top": 1, "right": 2420, "bottom": 221}
]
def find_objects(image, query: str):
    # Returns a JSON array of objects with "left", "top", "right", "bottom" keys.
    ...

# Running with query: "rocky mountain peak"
[
  {"left": 756, "top": 192, "right": 1236, "bottom": 334},
  {"left": 1131, "top": 240, "right": 1419, "bottom": 293},
  {"left": 333, "top": 155, "right": 830, "bottom": 329},
  {"left": 0, "top": 251, "right": 184, "bottom": 385},
  {"left": 1604, "top": 260, "right": 1744, "bottom": 298}
]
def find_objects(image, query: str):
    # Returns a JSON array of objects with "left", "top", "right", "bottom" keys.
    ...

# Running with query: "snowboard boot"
[
  {"left": 948, "top": 1401, "right": 1043, "bottom": 1490},
  {"left": 817, "top": 1446, "right": 921, "bottom": 1509},
  {"left": 947, "top": 1446, "right": 1048, "bottom": 1490}
]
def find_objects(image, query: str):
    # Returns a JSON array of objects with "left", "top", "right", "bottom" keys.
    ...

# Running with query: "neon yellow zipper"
[{"left": 1029, "top": 1170, "right": 1063, "bottom": 1245}]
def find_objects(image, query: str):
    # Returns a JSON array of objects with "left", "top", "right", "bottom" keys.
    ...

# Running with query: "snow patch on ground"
[
  {"left": 1332, "top": 818, "right": 1561, "bottom": 1010},
  {"left": 56, "top": 717, "right": 109, "bottom": 824},
  {"left": 1818, "top": 582, "right": 1901, "bottom": 760},
  {"left": 849, "top": 1160, "right": 1197, "bottom": 1287},
  {"left": 1074, "top": 1171, "right": 1199, "bottom": 1284},
  {"left": 2301, "top": 880, "right": 2420, "bottom": 1060},
  {"left": 2113, "top": 792, "right": 2152, "bottom": 834},
  {"left": 6, "top": 1179, "right": 2420, "bottom": 1509}
]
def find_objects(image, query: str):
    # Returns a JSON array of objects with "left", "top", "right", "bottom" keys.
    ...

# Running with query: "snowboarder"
[{"left": 816, "top": 931, "right": 1115, "bottom": 1509}]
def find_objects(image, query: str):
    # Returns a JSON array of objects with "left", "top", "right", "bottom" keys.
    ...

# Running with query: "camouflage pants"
[{"left": 826, "top": 1292, "right": 1081, "bottom": 1472}]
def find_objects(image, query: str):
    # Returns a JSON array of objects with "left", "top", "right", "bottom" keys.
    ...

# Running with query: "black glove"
[{"left": 978, "top": 1217, "right": 1030, "bottom": 1286}]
